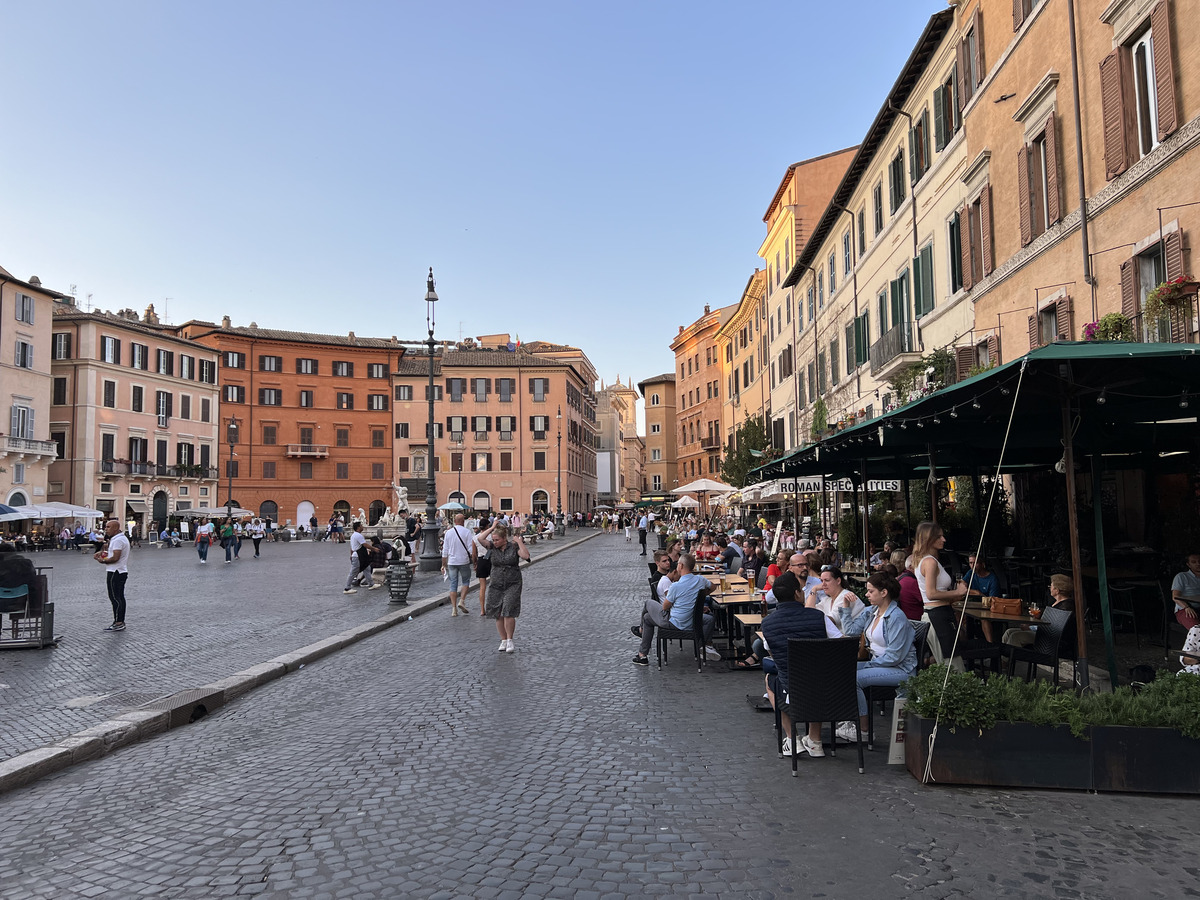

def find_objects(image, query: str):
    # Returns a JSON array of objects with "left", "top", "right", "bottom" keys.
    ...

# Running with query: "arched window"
[
  {"left": 448, "top": 490, "right": 465, "bottom": 503},
  {"left": 531, "top": 490, "right": 549, "bottom": 513},
  {"left": 651, "top": 393, "right": 659, "bottom": 406},
  {"left": 333, "top": 500, "right": 351, "bottom": 521},
  {"left": 472, "top": 491, "right": 491, "bottom": 511},
  {"left": 259, "top": 500, "right": 278, "bottom": 522},
  {"left": 369, "top": 500, "right": 386, "bottom": 525}
]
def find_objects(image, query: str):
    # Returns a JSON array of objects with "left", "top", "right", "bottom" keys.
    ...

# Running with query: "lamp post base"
[{"left": 417, "top": 522, "right": 442, "bottom": 572}]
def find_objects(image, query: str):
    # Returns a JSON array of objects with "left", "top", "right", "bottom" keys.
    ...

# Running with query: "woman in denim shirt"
[{"left": 836, "top": 572, "right": 917, "bottom": 744}]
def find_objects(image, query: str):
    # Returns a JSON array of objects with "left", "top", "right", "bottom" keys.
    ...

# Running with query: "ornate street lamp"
[
  {"left": 225, "top": 415, "right": 239, "bottom": 520},
  {"left": 418, "top": 269, "right": 442, "bottom": 572},
  {"left": 555, "top": 405, "right": 563, "bottom": 533}
]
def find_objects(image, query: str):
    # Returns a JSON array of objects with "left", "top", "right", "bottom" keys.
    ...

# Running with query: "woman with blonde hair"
[
  {"left": 1002, "top": 573, "right": 1074, "bottom": 648},
  {"left": 912, "top": 521, "right": 968, "bottom": 659},
  {"left": 479, "top": 521, "right": 530, "bottom": 652}
]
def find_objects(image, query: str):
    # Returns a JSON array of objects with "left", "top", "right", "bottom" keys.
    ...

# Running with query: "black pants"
[
  {"left": 926, "top": 604, "right": 990, "bottom": 659},
  {"left": 106, "top": 571, "right": 128, "bottom": 623},
  {"left": 638, "top": 529, "right": 647, "bottom": 554},
  {"left": 252, "top": 538, "right": 262, "bottom": 556}
]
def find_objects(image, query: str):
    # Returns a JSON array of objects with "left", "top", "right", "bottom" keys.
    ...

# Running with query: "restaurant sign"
[{"left": 767, "top": 478, "right": 901, "bottom": 494}]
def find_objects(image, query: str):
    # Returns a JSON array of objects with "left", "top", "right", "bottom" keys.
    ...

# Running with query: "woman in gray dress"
[{"left": 479, "top": 522, "right": 530, "bottom": 653}]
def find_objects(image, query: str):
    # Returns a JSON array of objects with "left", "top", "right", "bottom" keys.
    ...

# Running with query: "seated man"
[
  {"left": 631, "top": 552, "right": 720, "bottom": 666},
  {"left": 761, "top": 572, "right": 830, "bottom": 758},
  {"left": 1172, "top": 553, "right": 1200, "bottom": 628},
  {"left": 632, "top": 551, "right": 674, "bottom": 639},
  {"left": 717, "top": 535, "right": 743, "bottom": 575}
]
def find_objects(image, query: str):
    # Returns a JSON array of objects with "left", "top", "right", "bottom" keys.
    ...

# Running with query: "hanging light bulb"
[
  {"left": 933, "top": 414, "right": 941, "bottom": 424},
  {"left": 900, "top": 421, "right": 907, "bottom": 430},
  {"left": 972, "top": 397, "right": 981, "bottom": 409},
  {"left": 949, "top": 407, "right": 958, "bottom": 419},
  {"left": 1096, "top": 389, "right": 1107, "bottom": 406},
  {"left": 916, "top": 420, "right": 925, "bottom": 428},
  {"left": 1054, "top": 457, "right": 1068, "bottom": 475},
  {"left": 1000, "top": 386, "right": 1011, "bottom": 396},
  {"left": 1181, "top": 391, "right": 1190, "bottom": 410}
]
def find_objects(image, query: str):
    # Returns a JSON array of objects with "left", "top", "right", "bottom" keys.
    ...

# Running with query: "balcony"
[
  {"left": 700, "top": 436, "right": 719, "bottom": 450},
  {"left": 286, "top": 444, "right": 329, "bottom": 458},
  {"left": 869, "top": 322, "right": 921, "bottom": 380},
  {"left": 97, "top": 461, "right": 217, "bottom": 480},
  {"left": 1, "top": 436, "right": 58, "bottom": 460}
]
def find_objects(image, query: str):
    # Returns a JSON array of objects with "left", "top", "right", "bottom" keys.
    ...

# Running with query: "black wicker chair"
[
  {"left": 1004, "top": 605, "right": 1071, "bottom": 685},
  {"left": 654, "top": 591, "right": 708, "bottom": 673},
  {"left": 782, "top": 637, "right": 864, "bottom": 776}
]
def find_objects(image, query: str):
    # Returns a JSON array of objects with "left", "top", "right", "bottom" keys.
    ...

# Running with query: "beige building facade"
[
  {"left": 670, "top": 303, "right": 734, "bottom": 487},
  {"left": 595, "top": 378, "right": 641, "bottom": 505},
  {"left": 638, "top": 373, "right": 676, "bottom": 495},
  {"left": 716, "top": 271, "right": 769, "bottom": 450}
]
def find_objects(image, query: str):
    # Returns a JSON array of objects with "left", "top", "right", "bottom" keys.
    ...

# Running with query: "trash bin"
[{"left": 386, "top": 562, "right": 414, "bottom": 603}]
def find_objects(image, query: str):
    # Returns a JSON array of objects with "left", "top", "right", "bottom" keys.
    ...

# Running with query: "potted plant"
[
  {"left": 1144, "top": 275, "right": 1199, "bottom": 321},
  {"left": 1083, "top": 312, "right": 1135, "bottom": 342}
]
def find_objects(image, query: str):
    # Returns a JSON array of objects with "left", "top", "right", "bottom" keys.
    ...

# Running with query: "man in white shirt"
[
  {"left": 343, "top": 522, "right": 379, "bottom": 594},
  {"left": 440, "top": 513, "right": 476, "bottom": 615},
  {"left": 94, "top": 518, "right": 130, "bottom": 632},
  {"left": 1172, "top": 553, "right": 1200, "bottom": 627}
]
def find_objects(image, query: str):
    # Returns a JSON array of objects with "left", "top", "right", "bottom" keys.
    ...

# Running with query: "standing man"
[
  {"left": 440, "top": 513, "right": 476, "bottom": 616},
  {"left": 94, "top": 518, "right": 130, "bottom": 632},
  {"left": 343, "top": 522, "right": 378, "bottom": 594},
  {"left": 404, "top": 512, "right": 419, "bottom": 556},
  {"left": 637, "top": 512, "right": 648, "bottom": 556}
]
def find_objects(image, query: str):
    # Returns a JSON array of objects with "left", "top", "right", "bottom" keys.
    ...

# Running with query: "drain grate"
[{"left": 140, "top": 687, "right": 226, "bottom": 728}]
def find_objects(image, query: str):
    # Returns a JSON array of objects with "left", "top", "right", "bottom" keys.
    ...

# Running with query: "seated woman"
[
  {"left": 893, "top": 551, "right": 924, "bottom": 620},
  {"left": 1179, "top": 624, "right": 1200, "bottom": 675},
  {"left": 807, "top": 565, "right": 865, "bottom": 636},
  {"left": 694, "top": 533, "right": 718, "bottom": 561},
  {"left": 1002, "top": 573, "right": 1074, "bottom": 649},
  {"left": 836, "top": 571, "right": 918, "bottom": 744}
]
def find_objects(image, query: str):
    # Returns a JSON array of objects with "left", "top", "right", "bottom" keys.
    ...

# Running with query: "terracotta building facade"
[
  {"left": 670, "top": 303, "right": 735, "bottom": 486},
  {"left": 638, "top": 372, "right": 676, "bottom": 495}
]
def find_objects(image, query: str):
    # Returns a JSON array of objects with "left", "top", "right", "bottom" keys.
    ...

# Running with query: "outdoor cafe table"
[
  {"left": 733, "top": 613, "right": 763, "bottom": 664},
  {"left": 954, "top": 600, "right": 1040, "bottom": 627}
]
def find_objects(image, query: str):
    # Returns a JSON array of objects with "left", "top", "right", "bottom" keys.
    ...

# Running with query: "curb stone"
[{"left": 0, "top": 529, "right": 601, "bottom": 795}]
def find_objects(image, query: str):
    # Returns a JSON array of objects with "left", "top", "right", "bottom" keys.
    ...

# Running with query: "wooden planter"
[{"left": 905, "top": 713, "right": 1200, "bottom": 794}]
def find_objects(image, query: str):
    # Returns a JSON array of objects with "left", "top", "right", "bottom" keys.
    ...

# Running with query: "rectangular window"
[
  {"left": 226, "top": 460, "right": 239, "bottom": 479},
  {"left": 447, "top": 415, "right": 467, "bottom": 440},
  {"left": 394, "top": 384, "right": 413, "bottom": 401},
  {"left": 10, "top": 404, "right": 34, "bottom": 439},
  {"left": 368, "top": 363, "right": 387, "bottom": 379},
  {"left": 299, "top": 427, "right": 314, "bottom": 445},
  {"left": 843, "top": 232, "right": 852, "bottom": 276},
  {"left": 397, "top": 458, "right": 409, "bottom": 473},
  {"left": 426, "top": 422, "right": 444, "bottom": 439},
  {"left": 179, "top": 355, "right": 194, "bottom": 380},
  {"left": 530, "top": 415, "right": 550, "bottom": 440},
  {"left": 130, "top": 343, "right": 148, "bottom": 370},
  {"left": 299, "top": 462, "right": 313, "bottom": 479},
  {"left": 52, "top": 333, "right": 72, "bottom": 360},
  {"left": 15, "top": 292, "right": 34, "bottom": 324},
  {"left": 263, "top": 425, "right": 277, "bottom": 445},
  {"left": 155, "top": 390, "right": 172, "bottom": 426},
  {"left": 471, "top": 415, "right": 490, "bottom": 437},
  {"left": 652, "top": 475, "right": 662, "bottom": 491},
  {"left": 425, "top": 384, "right": 443, "bottom": 401},
  {"left": 934, "top": 65, "right": 961, "bottom": 151},
  {"left": 830, "top": 338, "right": 840, "bottom": 386},
  {"left": 103, "top": 380, "right": 117, "bottom": 408},
  {"left": 53, "top": 377, "right": 68, "bottom": 406},
  {"left": 948, "top": 212, "right": 964, "bottom": 293},
  {"left": 873, "top": 182, "right": 883, "bottom": 234},
  {"left": 332, "top": 361, "right": 353, "bottom": 377},
  {"left": 497, "top": 378, "right": 515, "bottom": 402},
  {"left": 299, "top": 390, "right": 314, "bottom": 408},
  {"left": 472, "top": 378, "right": 490, "bottom": 401},
  {"left": 447, "top": 378, "right": 466, "bottom": 402},
  {"left": 913, "top": 244, "right": 936, "bottom": 319},
  {"left": 259, "top": 355, "right": 282, "bottom": 372},
  {"left": 180, "top": 395, "right": 191, "bottom": 420},
  {"left": 817, "top": 351, "right": 827, "bottom": 395},
  {"left": 224, "top": 385, "right": 246, "bottom": 403},
  {"left": 199, "top": 359, "right": 217, "bottom": 384},
  {"left": 909, "top": 108, "right": 930, "bottom": 184},
  {"left": 372, "top": 429, "right": 385, "bottom": 448},
  {"left": 101, "top": 336, "right": 121, "bottom": 365},
  {"left": 372, "top": 463, "right": 384, "bottom": 480},
  {"left": 367, "top": 393, "right": 388, "bottom": 411},
  {"left": 472, "top": 452, "right": 490, "bottom": 473},
  {"left": 336, "top": 392, "right": 354, "bottom": 410},
  {"left": 858, "top": 209, "right": 867, "bottom": 256},
  {"left": 889, "top": 146, "right": 907, "bottom": 213},
  {"left": 828, "top": 252, "right": 837, "bottom": 294},
  {"left": 296, "top": 357, "right": 318, "bottom": 375},
  {"left": 336, "top": 462, "right": 349, "bottom": 479},
  {"left": 258, "top": 388, "right": 282, "bottom": 406},
  {"left": 153, "top": 349, "right": 173, "bottom": 376},
  {"left": 451, "top": 452, "right": 463, "bottom": 473},
  {"left": 529, "top": 378, "right": 549, "bottom": 401},
  {"left": 52, "top": 431, "right": 66, "bottom": 460},
  {"left": 263, "top": 461, "right": 276, "bottom": 479},
  {"left": 201, "top": 398, "right": 211, "bottom": 422},
  {"left": 14, "top": 340, "right": 34, "bottom": 368},
  {"left": 224, "top": 351, "right": 246, "bottom": 369},
  {"left": 132, "top": 385, "right": 144, "bottom": 412},
  {"left": 500, "top": 451, "right": 513, "bottom": 471},
  {"left": 497, "top": 415, "right": 516, "bottom": 440},
  {"left": 336, "top": 428, "right": 350, "bottom": 447},
  {"left": 395, "top": 423, "right": 409, "bottom": 439},
  {"left": 651, "top": 448, "right": 662, "bottom": 461},
  {"left": 533, "top": 451, "right": 546, "bottom": 470}
]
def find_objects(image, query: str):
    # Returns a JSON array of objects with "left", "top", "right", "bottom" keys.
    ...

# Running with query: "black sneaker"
[
  {"left": 104, "top": 622, "right": 126, "bottom": 632},
  {"left": 631, "top": 654, "right": 649, "bottom": 666},
  {"left": 630, "top": 625, "right": 642, "bottom": 639}
]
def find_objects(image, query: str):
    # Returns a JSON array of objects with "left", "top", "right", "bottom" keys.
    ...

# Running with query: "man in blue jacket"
[{"left": 761, "top": 571, "right": 829, "bottom": 758}]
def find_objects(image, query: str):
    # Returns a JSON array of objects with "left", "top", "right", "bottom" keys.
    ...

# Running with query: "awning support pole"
[
  {"left": 1061, "top": 388, "right": 1090, "bottom": 690},
  {"left": 971, "top": 468, "right": 984, "bottom": 553},
  {"left": 927, "top": 444, "right": 938, "bottom": 525},
  {"left": 861, "top": 458, "right": 870, "bottom": 567},
  {"left": 1092, "top": 456, "right": 1119, "bottom": 689}
]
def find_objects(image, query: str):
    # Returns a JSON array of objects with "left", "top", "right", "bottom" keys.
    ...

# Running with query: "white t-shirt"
[
  {"left": 196, "top": 522, "right": 213, "bottom": 542},
  {"left": 349, "top": 531, "right": 368, "bottom": 557},
  {"left": 443, "top": 525, "right": 474, "bottom": 566},
  {"left": 106, "top": 533, "right": 130, "bottom": 574}
]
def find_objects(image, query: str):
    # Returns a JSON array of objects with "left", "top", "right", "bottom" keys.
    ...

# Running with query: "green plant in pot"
[
  {"left": 1144, "top": 275, "right": 1199, "bottom": 321},
  {"left": 1083, "top": 312, "right": 1135, "bottom": 342}
]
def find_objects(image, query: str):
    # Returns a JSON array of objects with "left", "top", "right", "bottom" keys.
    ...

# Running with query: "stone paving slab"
[
  {"left": 0, "top": 533, "right": 1194, "bottom": 898},
  {"left": 0, "top": 528, "right": 598, "bottom": 773}
]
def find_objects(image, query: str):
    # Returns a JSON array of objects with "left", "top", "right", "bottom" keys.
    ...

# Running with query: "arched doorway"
[
  {"left": 259, "top": 500, "right": 278, "bottom": 523},
  {"left": 369, "top": 500, "right": 386, "bottom": 525},
  {"left": 448, "top": 490, "right": 465, "bottom": 504},
  {"left": 296, "top": 500, "right": 315, "bottom": 530},
  {"left": 531, "top": 490, "right": 549, "bottom": 514},
  {"left": 7, "top": 491, "right": 27, "bottom": 506},
  {"left": 472, "top": 490, "right": 491, "bottom": 512},
  {"left": 333, "top": 500, "right": 351, "bottom": 524},
  {"left": 152, "top": 491, "right": 169, "bottom": 529}
]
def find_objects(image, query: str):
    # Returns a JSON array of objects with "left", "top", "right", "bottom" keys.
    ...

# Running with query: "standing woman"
[
  {"left": 195, "top": 516, "right": 213, "bottom": 564},
  {"left": 912, "top": 520, "right": 969, "bottom": 659},
  {"left": 623, "top": 514, "right": 632, "bottom": 543},
  {"left": 479, "top": 522, "right": 530, "bottom": 653},
  {"left": 249, "top": 517, "right": 265, "bottom": 558},
  {"left": 219, "top": 517, "right": 236, "bottom": 564},
  {"left": 474, "top": 522, "right": 492, "bottom": 617}
]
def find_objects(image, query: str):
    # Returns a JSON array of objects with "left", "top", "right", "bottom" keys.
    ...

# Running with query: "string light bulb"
[
  {"left": 1181, "top": 391, "right": 1190, "bottom": 410},
  {"left": 1096, "top": 389, "right": 1107, "bottom": 406},
  {"left": 972, "top": 397, "right": 981, "bottom": 409},
  {"left": 933, "top": 414, "right": 941, "bottom": 424},
  {"left": 900, "top": 421, "right": 907, "bottom": 430},
  {"left": 949, "top": 407, "right": 958, "bottom": 419}
]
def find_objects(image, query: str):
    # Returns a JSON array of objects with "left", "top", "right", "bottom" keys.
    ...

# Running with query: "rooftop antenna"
[
  {"left": 69, "top": 284, "right": 77, "bottom": 297},
  {"left": 164, "top": 297, "right": 171, "bottom": 323},
  {"left": 85, "top": 293, "right": 93, "bottom": 312}
]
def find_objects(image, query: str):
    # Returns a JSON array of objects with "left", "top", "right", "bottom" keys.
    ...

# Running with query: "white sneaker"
[
  {"left": 780, "top": 737, "right": 792, "bottom": 755},
  {"left": 498, "top": 640, "right": 508, "bottom": 652},
  {"left": 835, "top": 722, "right": 860, "bottom": 744},
  {"left": 800, "top": 736, "right": 826, "bottom": 758},
  {"left": 704, "top": 646, "right": 722, "bottom": 661},
  {"left": 504, "top": 639, "right": 515, "bottom": 653}
]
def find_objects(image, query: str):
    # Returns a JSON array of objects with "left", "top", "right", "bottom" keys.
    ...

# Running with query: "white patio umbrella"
[
  {"left": 671, "top": 478, "right": 735, "bottom": 494},
  {"left": 670, "top": 496, "right": 700, "bottom": 509},
  {"left": 39, "top": 502, "right": 105, "bottom": 519},
  {"left": 183, "top": 505, "right": 256, "bottom": 518}
]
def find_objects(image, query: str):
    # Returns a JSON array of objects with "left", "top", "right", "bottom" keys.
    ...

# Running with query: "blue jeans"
[
  {"left": 197, "top": 540, "right": 209, "bottom": 561},
  {"left": 855, "top": 663, "right": 909, "bottom": 715},
  {"left": 224, "top": 539, "right": 233, "bottom": 562}
]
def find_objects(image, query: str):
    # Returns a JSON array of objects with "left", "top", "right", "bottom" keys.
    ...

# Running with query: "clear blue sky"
[{"left": 2, "top": 1, "right": 937, "bottom": 388}]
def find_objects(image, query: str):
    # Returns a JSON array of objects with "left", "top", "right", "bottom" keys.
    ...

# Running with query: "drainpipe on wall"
[
  {"left": 831, "top": 204, "right": 861, "bottom": 398},
  {"left": 887, "top": 100, "right": 923, "bottom": 350},
  {"left": 1065, "top": 0, "right": 1093, "bottom": 295}
]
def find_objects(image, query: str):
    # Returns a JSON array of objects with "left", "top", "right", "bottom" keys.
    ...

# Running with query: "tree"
[{"left": 720, "top": 413, "right": 772, "bottom": 488}]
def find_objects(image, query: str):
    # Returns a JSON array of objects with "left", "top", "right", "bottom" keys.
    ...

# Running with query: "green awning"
[{"left": 750, "top": 341, "right": 1200, "bottom": 482}]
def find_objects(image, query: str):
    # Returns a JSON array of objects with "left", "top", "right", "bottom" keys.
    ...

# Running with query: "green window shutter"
[
  {"left": 908, "top": 127, "right": 917, "bottom": 185},
  {"left": 933, "top": 86, "right": 946, "bottom": 151},
  {"left": 912, "top": 256, "right": 924, "bottom": 318},
  {"left": 920, "top": 245, "right": 935, "bottom": 316}
]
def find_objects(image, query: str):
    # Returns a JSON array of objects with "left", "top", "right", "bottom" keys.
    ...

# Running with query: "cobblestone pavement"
[
  {"left": 0, "top": 530, "right": 591, "bottom": 761},
  {"left": 0, "top": 534, "right": 1196, "bottom": 899}
]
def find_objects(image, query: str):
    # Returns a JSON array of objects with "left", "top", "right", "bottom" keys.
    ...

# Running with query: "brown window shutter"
[
  {"left": 1056, "top": 295, "right": 1072, "bottom": 340},
  {"left": 956, "top": 39, "right": 968, "bottom": 112},
  {"left": 1164, "top": 230, "right": 1184, "bottom": 281},
  {"left": 1100, "top": 49, "right": 1134, "bottom": 180},
  {"left": 959, "top": 206, "right": 975, "bottom": 291},
  {"left": 1013, "top": 0, "right": 1025, "bottom": 31},
  {"left": 1017, "top": 145, "right": 1033, "bottom": 247},
  {"left": 980, "top": 185, "right": 994, "bottom": 276},
  {"left": 986, "top": 333, "right": 1000, "bottom": 365},
  {"left": 1151, "top": 0, "right": 1178, "bottom": 140},
  {"left": 1028, "top": 314, "right": 1040, "bottom": 349},
  {"left": 973, "top": 7, "right": 985, "bottom": 86},
  {"left": 1120, "top": 258, "right": 1139, "bottom": 318},
  {"left": 1044, "top": 113, "right": 1061, "bottom": 224},
  {"left": 955, "top": 346, "right": 976, "bottom": 381}
]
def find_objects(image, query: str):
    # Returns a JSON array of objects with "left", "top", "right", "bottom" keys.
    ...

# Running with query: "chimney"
[
  {"left": 29, "top": 276, "right": 42, "bottom": 286},
  {"left": 222, "top": 315, "right": 232, "bottom": 329},
  {"left": 348, "top": 331, "right": 355, "bottom": 341},
  {"left": 703, "top": 304, "right": 710, "bottom": 314},
  {"left": 144, "top": 303, "right": 159, "bottom": 325}
]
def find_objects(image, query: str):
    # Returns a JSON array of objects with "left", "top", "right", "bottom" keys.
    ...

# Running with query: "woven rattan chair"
[{"left": 782, "top": 637, "right": 864, "bottom": 776}]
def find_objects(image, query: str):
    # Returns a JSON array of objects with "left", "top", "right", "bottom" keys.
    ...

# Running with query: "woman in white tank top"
[{"left": 912, "top": 521, "right": 968, "bottom": 659}]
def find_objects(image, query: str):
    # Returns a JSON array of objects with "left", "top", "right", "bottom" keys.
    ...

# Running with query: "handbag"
[{"left": 857, "top": 630, "right": 872, "bottom": 661}]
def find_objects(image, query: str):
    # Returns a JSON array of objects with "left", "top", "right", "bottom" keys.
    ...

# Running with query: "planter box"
[
  {"left": 905, "top": 713, "right": 1200, "bottom": 794},
  {"left": 904, "top": 713, "right": 1091, "bottom": 790}
]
